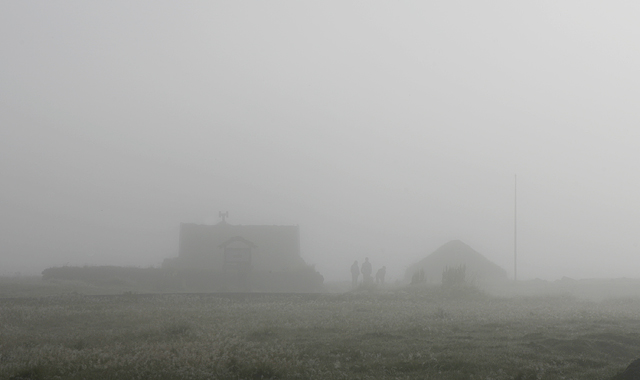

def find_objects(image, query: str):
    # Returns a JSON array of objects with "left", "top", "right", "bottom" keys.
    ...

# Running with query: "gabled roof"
[{"left": 406, "top": 240, "right": 508, "bottom": 283}]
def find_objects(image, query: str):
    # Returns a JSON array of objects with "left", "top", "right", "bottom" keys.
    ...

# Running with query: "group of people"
[{"left": 350, "top": 258, "right": 386, "bottom": 288}]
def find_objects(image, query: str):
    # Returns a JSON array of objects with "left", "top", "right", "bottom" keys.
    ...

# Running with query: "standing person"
[
  {"left": 350, "top": 260, "right": 360, "bottom": 288},
  {"left": 376, "top": 266, "right": 386, "bottom": 285},
  {"left": 361, "top": 257, "right": 372, "bottom": 285}
]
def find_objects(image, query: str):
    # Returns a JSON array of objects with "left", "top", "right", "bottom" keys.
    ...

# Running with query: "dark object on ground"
[
  {"left": 442, "top": 264, "right": 466, "bottom": 288},
  {"left": 613, "top": 358, "right": 640, "bottom": 380},
  {"left": 410, "top": 268, "right": 425, "bottom": 285}
]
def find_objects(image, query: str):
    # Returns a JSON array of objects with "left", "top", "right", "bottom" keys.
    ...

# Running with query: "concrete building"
[
  {"left": 174, "top": 220, "right": 307, "bottom": 272},
  {"left": 162, "top": 216, "right": 323, "bottom": 292}
]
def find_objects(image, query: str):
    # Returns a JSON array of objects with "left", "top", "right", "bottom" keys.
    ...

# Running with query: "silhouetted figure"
[
  {"left": 375, "top": 266, "right": 386, "bottom": 285},
  {"left": 361, "top": 257, "right": 373, "bottom": 285},
  {"left": 350, "top": 260, "right": 360, "bottom": 288}
]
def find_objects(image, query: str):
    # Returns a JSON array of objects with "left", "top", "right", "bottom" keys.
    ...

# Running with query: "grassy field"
[{"left": 1, "top": 280, "right": 640, "bottom": 379}]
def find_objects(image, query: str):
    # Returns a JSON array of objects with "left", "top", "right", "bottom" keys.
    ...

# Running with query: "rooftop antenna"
[{"left": 514, "top": 174, "right": 517, "bottom": 282}]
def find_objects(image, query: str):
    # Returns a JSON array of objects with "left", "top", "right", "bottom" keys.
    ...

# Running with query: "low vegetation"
[{"left": 1, "top": 282, "right": 639, "bottom": 379}]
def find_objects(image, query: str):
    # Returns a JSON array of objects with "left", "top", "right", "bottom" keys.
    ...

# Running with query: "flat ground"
[{"left": 1, "top": 279, "right": 640, "bottom": 379}]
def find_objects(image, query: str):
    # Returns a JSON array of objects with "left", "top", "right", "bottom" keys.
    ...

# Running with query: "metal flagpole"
[{"left": 514, "top": 174, "right": 517, "bottom": 282}]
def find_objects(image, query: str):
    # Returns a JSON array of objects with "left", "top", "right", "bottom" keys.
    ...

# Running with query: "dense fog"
[{"left": 2, "top": 2, "right": 640, "bottom": 282}]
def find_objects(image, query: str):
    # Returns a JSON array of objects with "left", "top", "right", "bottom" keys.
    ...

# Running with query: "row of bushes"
[
  {"left": 408, "top": 264, "right": 467, "bottom": 288},
  {"left": 41, "top": 265, "right": 324, "bottom": 293}
]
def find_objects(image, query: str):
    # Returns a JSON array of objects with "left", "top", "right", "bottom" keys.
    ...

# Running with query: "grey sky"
[{"left": 2, "top": 2, "right": 640, "bottom": 281}]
